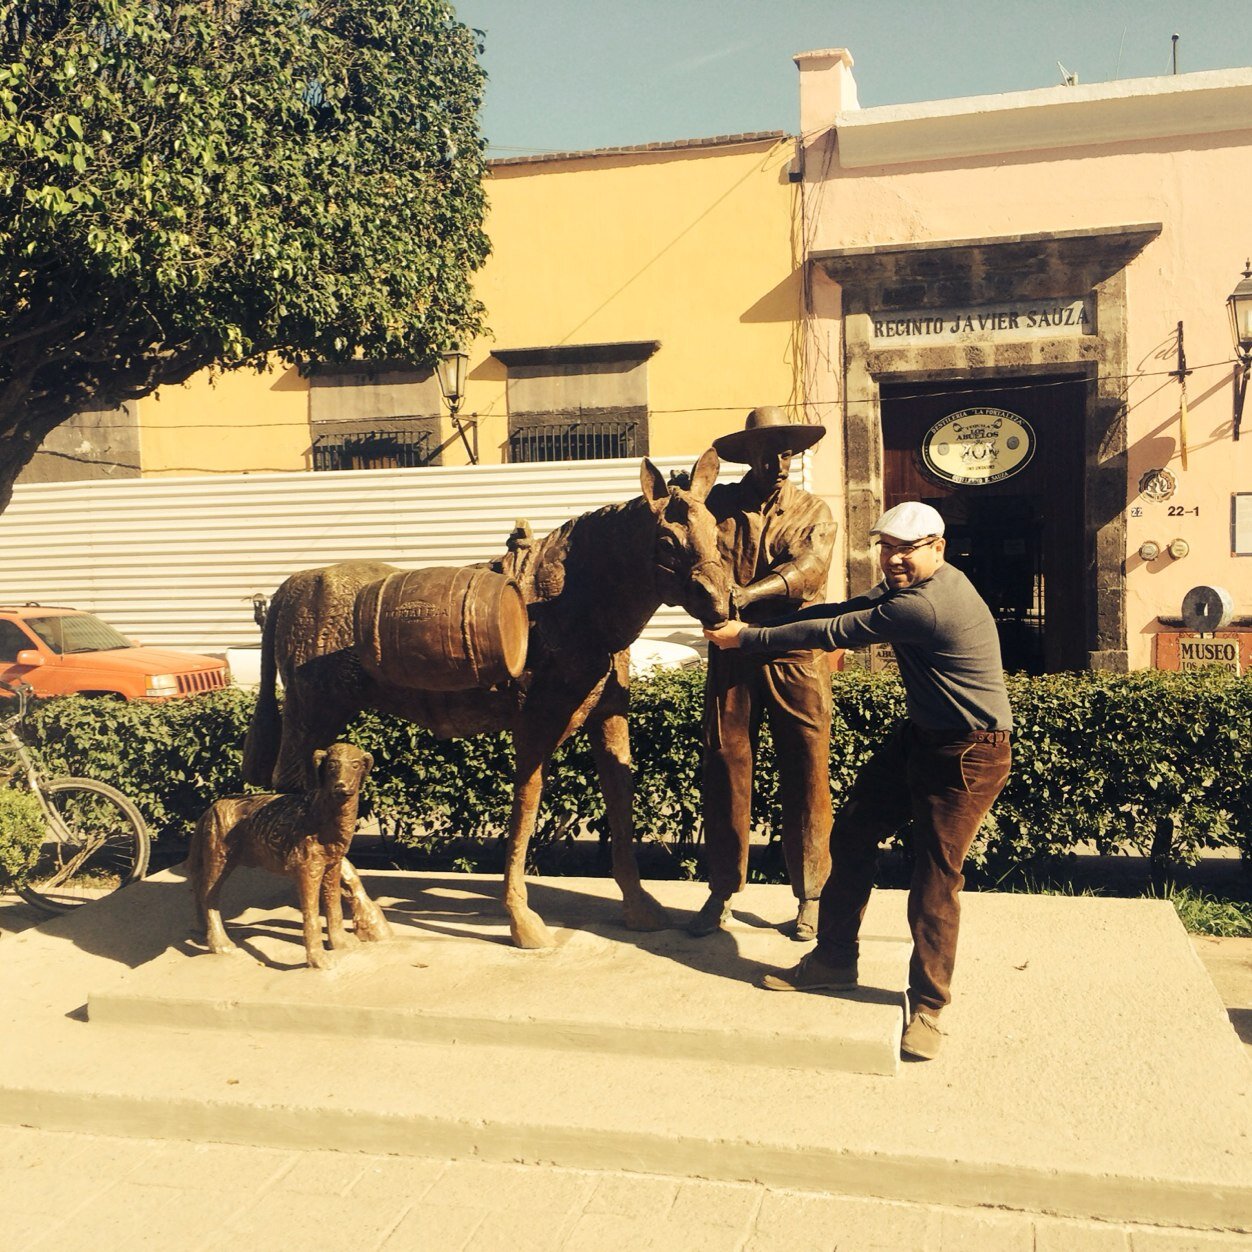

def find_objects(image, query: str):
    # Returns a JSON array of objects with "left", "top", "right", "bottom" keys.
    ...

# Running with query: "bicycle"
[{"left": 1, "top": 678, "right": 150, "bottom": 914}]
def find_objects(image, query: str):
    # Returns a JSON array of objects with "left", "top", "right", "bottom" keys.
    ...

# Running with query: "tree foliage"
[{"left": 0, "top": 0, "right": 490, "bottom": 505}]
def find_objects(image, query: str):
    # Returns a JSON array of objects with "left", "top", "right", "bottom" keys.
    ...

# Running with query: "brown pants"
[
  {"left": 702, "top": 647, "right": 832, "bottom": 902},
  {"left": 816, "top": 722, "right": 1011, "bottom": 1015}
]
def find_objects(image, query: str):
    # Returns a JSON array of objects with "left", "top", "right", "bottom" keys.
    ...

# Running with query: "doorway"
[{"left": 880, "top": 375, "right": 1087, "bottom": 673}]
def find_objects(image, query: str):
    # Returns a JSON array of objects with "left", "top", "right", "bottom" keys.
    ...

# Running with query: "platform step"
[
  {"left": 0, "top": 871, "right": 1249, "bottom": 1233},
  {"left": 89, "top": 871, "right": 911, "bottom": 1077}
]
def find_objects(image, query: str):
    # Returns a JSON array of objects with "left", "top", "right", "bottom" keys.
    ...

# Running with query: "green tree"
[{"left": 0, "top": 0, "right": 489, "bottom": 506}]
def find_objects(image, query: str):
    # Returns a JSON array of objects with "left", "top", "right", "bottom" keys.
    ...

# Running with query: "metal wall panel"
[{"left": 0, "top": 455, "right": 808, "bottom": 653}]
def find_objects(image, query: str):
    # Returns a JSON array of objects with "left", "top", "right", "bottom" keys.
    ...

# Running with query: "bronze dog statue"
[{"left": 189, "top": 743, "right": 376, "bottom": 969}]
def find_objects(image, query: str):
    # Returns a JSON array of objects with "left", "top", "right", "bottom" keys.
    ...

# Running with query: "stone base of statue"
[
  {"left": 97, "top": 870, "right": 913, "bottom": 1076},
  {"left": 0, "top": 868, "right": 1249, "bottom": 1234}
]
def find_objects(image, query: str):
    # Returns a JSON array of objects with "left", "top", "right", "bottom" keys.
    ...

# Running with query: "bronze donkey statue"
[{"left": 242, "top": 451, "right": 730, "bottom": 949}]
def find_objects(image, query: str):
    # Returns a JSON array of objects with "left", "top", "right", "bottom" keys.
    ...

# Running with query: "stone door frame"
[{"left": 812, "top": 223, "right": 1161, "bottom": 672}]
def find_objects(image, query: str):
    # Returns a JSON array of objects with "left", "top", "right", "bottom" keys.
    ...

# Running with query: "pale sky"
[{"left": 452, "top": 0, "right": 1252, "bottom": 157}]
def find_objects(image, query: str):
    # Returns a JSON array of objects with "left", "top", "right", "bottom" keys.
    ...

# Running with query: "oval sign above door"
[{"left": 920, "top": 407, "right": 1036, "bottom": 487}]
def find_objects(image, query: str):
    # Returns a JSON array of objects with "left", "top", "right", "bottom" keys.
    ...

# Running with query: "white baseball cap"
[{"left": 870, "top": 501, "right": 945, "bottom": 543}]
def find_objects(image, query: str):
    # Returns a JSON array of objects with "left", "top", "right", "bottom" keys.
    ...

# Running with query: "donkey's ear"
[
  {"left": 688, "top": 448, "right": 720, "bottom": 501},
  {"left": 312, "top": 748, "right": 327, "bottom": 782},
  {"left": 361, "top": 752, "right": 374, "bottom": 776},
  {"left": 640, "top": 457, "right": 668, "bottom": 513}
]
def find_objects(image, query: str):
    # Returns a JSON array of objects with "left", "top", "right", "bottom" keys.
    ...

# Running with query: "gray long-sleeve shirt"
[{"left": 738, "top": 561, "right": 1013, "bottom": 732}]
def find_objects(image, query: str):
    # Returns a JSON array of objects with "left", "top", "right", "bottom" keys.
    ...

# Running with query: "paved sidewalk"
[{"left": 2, "top": 1124, "right": 1249, "bottom": 1252}]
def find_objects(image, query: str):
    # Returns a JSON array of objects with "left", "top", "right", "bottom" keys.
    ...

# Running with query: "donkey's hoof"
[
  {"left": 623, "top": 891, "right": 670, "bottom": 932},
  {"left": 509, "top": 908, "right": 556, "bottom": 950},
  {"left": 354, "top": 909, "right": 394, "bottom": 944}
]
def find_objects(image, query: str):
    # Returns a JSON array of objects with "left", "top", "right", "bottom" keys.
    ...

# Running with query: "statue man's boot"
[{"left": 793, "top": 898, "right": 819, "bottom": 942}]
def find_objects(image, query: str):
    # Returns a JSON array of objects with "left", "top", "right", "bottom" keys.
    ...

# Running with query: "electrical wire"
[
  {"left": 41, "top": 356, "right": 1239, "bottom": 438},
  {"left": 30, "top": 356, "right": 1238, "bottom": 477}
]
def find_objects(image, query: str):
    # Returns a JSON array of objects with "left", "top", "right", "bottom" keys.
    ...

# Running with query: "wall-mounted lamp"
[
  {"left": 1227, "top": 260, "right": 1252, "bottom": 441},
  {"left": 435, "top": 348, "right": 476, "bottom": 463}
]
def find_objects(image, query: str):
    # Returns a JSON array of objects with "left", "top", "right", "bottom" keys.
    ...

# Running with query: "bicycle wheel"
[{"left": 17, "top": 778, "right": 151, "bottom": 914}]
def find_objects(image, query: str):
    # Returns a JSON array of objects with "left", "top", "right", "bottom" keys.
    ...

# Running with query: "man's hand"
[
  {"left": 703, "top": 620, "right": 746, "bottom": 649},
  {"left": 730, "top": 573, "right": 789, "bottom": 615}
]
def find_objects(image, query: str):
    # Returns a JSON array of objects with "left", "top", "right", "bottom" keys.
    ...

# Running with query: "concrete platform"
[
  {"left": 1, "top": 868, "right": 1249, "bottom": 1235},
  {"left": 89, "top": 872, "right": 911, "bottom": 1076}
]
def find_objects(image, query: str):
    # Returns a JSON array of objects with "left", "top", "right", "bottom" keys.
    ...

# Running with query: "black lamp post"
[
  {"left": 435, "top": 349, "right": 475, "bottom": 463},
  {"left": 1227, "top": 260, "right": 1252, "bottom": 441}
]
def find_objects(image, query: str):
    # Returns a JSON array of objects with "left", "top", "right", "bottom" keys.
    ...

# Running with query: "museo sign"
[{"left": 921, "top": 408, "right": 1036, "bottom": 487}]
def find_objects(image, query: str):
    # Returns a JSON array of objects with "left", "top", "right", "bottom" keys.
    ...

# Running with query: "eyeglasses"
[{"left": 875, "top": 536, "right": 939, "bottom": 558}]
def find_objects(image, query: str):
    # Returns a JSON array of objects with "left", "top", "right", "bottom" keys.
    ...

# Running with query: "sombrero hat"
[{"left": 712, "top": 406, "right": 826, "bottom": 464}]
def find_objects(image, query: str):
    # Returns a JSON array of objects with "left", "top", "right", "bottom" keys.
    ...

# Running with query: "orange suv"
[{"left": 0, "top": 605, "right": 230, "bottom": 700}]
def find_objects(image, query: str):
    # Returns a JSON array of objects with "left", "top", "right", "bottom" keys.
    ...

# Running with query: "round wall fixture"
[
  {"left": 1181, "top": 585, "right": 1234, "bottom": 633},
  {"left": 920, "top": 408, "right": 1035, "bottom": 487},
  {"left": 1138, "top": 468, "right": 1177, "bottom": 502}
]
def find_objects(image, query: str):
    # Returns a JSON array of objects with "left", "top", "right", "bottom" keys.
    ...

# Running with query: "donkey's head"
[{"left": 640, "top": 449, "right": 730, "bottom": 628}]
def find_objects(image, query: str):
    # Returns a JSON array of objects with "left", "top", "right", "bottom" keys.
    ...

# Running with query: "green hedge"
[
  {"left": 18, "top": 668, "right": 1252, "bottom": 870},
  {"left": 0, "top": 786, "right": 44, "bottom": 888}
]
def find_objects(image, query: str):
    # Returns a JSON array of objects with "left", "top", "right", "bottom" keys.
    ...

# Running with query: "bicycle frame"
[{"left": 0, "top": 695, "right": 107, "bottom": 890}]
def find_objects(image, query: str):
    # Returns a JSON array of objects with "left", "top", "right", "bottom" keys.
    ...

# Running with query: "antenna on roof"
[
  {"left": 1057, "top": 61, "right": 1078, "bottom": 87},
  {"left": 1171, "top": 33, "right": 1179, "bottom": 75}
]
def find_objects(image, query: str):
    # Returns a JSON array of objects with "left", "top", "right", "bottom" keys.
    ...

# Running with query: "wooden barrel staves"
[{"left": 353, "top": 567, "right": 529, "bottom": 691}]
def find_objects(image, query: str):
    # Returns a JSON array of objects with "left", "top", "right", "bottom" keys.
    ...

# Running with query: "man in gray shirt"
[{"left": 703, "top": 501, "right": 1012, "bottom": 1060}]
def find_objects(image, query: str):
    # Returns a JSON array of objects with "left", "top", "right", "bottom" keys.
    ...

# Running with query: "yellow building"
[{"left": 28, "top": 131, "right": 804, "bottom": 482}]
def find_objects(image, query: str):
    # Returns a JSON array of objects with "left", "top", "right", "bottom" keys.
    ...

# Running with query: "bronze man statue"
[
  {"left": 689, "top": 407, "right": 837, "bottom": 941},
  {"left": 705, "top": 501, "right": 1013, "bottom": 1062}
]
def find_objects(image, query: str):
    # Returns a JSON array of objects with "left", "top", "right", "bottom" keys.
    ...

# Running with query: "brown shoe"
[
  {"left": 760, "top": 950, "right": 858, "bottom": 992},
  {"left": 687, "top": 893, "right": 731, "bottom": 937},
  {"left": 792, "top": 899, "right": 818, "bottom": 942},
  {"left": 901, "top": 1011, "right": 943, "bottom": 1060}
]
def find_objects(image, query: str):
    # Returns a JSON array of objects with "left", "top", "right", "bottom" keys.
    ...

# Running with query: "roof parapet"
[{"left": 793, "top": 47, "right": 859, "bottom": 139}]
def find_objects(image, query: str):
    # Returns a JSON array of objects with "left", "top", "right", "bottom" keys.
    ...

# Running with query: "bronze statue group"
[{"left": 197, "top": 407, "right": 1012, "bottom": 1066}]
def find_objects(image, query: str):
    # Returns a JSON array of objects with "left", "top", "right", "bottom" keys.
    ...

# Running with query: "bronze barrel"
[{"left": 353, "top": 567, "right": 529, "bottom": 691}]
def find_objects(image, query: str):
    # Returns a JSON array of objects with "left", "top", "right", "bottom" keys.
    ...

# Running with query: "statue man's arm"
[{"left": 734, "top": 499, "right": 837, "bottom": 612}]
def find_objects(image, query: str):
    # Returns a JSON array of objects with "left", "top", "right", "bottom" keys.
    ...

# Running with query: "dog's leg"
[
  {"left": 202, "top": 839, "right": 242, "bottom": 957},
  {"left": 297, "top": 863, "right": 332, "bottom": 970},
  {"left": 322, "top": 858, "right": 357, "bottom": 950}
]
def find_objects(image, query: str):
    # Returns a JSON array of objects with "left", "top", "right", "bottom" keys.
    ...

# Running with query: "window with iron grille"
[
  {"left": 508, "top": 419, "right": 639, "bottom": 464},
  {"left": 494, "top": 341, "right": 657, "bottom": 463},
  {"left": 305, "top": 361, "right": 444, "bottom": 468},
  {"left": 312, "top": 427, "right": 434, "bottom": 471}
]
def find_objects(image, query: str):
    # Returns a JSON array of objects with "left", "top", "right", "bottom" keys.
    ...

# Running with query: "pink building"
[{"left": 795, "top": 50, "right": 1252, "bottom": 674}]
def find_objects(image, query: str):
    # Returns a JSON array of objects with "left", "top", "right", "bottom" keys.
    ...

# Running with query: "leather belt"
[{"left": 911, "top": 725, "right": 1011, "bottom": 745}]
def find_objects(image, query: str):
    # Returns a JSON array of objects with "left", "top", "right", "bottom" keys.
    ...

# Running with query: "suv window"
[
  {"left": 0, "top": 619, "right": 34, "bottom": 662},
  {"left": 25, "top": 614, "right": 132, "bottom": 655}
]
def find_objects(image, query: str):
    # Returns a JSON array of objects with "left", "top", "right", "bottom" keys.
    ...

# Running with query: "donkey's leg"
[
  {"left": 504, "top": 721, "right": 570, "bottom": 949},
  {"left": 587, "top": 692, "right": 669, "bottom": 932},
  {"left": 340, "top": 859, "right": 393, "bottom": 942},
  {"left": 273, "top": 678, "right": 357, "bottom": 792}
]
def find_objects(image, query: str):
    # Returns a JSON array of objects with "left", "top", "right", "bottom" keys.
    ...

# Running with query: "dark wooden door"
[{"left": 880, "top": 376, "right": 1086, "bottom": 673}]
